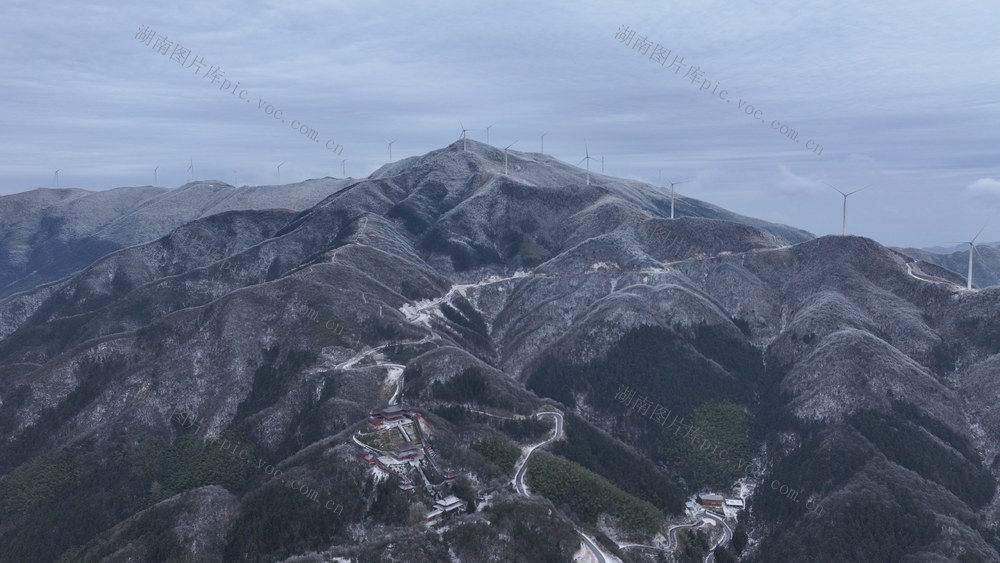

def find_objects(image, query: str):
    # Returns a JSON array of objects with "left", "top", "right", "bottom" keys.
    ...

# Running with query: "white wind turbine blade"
[
  {"left": 971, "top": 244, "right": 1000, "bottom": 285},
  {"left": 971, "top": 222, "right": 988, "bottom": 244},
  {"left": 504, "top": 141, "right": 517, "bottom": 174},
  {"left": 823, "top": 181, "right": 847, "bottom": 196}
]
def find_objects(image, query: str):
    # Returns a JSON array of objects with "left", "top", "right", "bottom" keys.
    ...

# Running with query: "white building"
[{"left": 435, "top": 495, "right": 465, "bottom": 513}]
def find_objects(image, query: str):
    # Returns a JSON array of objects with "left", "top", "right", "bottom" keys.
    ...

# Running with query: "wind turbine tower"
[
  {"left": 154, "top": 165, "right": 159, "bottom": 185},
  {"left": 503, "top": 141, "right": 517, "bottom": 175},
  {"left": 342, "top": 159, "right": 347, "bottom": 177},
  {"left": 460, "top": 122, "right": 470, "bottom": 151},
  {"left": 579, "top": 142, "right": 596, "bottom": 185},
  {"left": 825, "top": 182, "right": 869, "bottom": 235},
  {"left": 188, "top": 158, "right": 194, "bottom": 181},
  {"left": 667, "top": 179, "right": 687, "bottom": 219},
  {"left": 277, "top": 162, "right": 284, "bottom": 180},
  {"left": 959, "top": 224, "right": 988, "bottom": 290},
  {"left": 54, "top": 169, "right": 60, "bottom": 187},
  {"left": 388, "top": 140, "right": 396, "bottom": 162},
  {"left": 486, "top": 123, "right": 496, "bottom": 146},
  {"left": 541, "top": 131, "right": 549, "bottom": 154}
]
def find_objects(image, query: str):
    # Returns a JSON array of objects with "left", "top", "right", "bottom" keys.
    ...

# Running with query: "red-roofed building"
[
  {"left": 368, "top": 404, "right": 412, "bottom": 426},
  {"left": 391, "top": 442, "right": 424, "bottom": 462},
  {"left": 697, "top": 493, "right": 724, "bottom": 508}
]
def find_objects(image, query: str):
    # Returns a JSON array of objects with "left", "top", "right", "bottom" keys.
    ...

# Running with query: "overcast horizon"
[{"left": 2, "top": 0, "right": 998, "bottom": 248}]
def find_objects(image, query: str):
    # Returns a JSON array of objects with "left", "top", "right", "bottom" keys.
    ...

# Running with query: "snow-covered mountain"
[
  {"left": 0, "top": 178, "right": 354, "bottom": 297},
  {"left": 898, "top": 243, "right": 1000, "bottom": 289},
  {"left": 0, "top": 140, "right": 996, "bottom": 562}
]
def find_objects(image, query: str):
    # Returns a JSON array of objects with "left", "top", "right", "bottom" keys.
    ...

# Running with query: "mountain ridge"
[
  {"left": 0, "top": 178, "right": 355, "bottom": 297},
  {"left": 0, "top": 141, "right": 996, "bottom": 562}
]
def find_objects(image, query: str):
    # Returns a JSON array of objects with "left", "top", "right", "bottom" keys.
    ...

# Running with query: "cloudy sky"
[{"left": 2, "top": 0, "right": 997, "bottom": 247}]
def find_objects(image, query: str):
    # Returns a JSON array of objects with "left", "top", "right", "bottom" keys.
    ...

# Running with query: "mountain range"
[
  {"left": 0, "top": 140, "right": 997, "bottom": 562},
  {"left": 0, "top": 178, "right": 353, "bottom": 298},
  {"left": 898, "top": 244, "right": 1000, "bottom": 290}
]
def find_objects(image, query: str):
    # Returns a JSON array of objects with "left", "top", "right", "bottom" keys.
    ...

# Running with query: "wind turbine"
[
  {"left": 957, "top": 223, "right": 988, "bottom": 290},
  {"left": 486, "top": 123, "right": 496, "bottom": 146},
  {"left": 825, "top": 182, "right": 869, "bottom": 235},
  {"left": 503, "top": 141, "right": 517, "bottom": 175},
  {"left": 388, "top": 140, "right": 396, "bottom": 162},
  {"left": 277, "top": 162, "right": 284, "bottom": 180},
  {"left": 187, "top": 158, "right": 194, "bottom": 181},
  {"left": 667, "top": 179, "right": 687, "bottom": 219},
  {"left": 154, "top": 165, "right": 159, "bottom": 185},
  {"left": 460, "top": 122, "right": 470, "bottom": 151},
  {"left": 540, "top": 131, "right": 549, "bottom": 154},
  {"left": 54, "top": 169, "right": 60, "bottom": 187},
  {"left": 601, "top": 156, "right": 605, "bottom": 174},
  {"left": 579, "top": 141, "right": 596, "bottom": 185},
  {"left": 341, "top": 159, "right": 347, "bottom": 177}
]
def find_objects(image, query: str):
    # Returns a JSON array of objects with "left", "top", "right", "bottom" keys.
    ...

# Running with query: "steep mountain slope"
[
  {"left": 899, "top": 244, "right": 1000, "bottom": 289},
  {"left": 0, "top": 178, "right": 353, "bottom": 297},
  {"left": 0, "top": 141, "right": 996, "bottom": 562}
]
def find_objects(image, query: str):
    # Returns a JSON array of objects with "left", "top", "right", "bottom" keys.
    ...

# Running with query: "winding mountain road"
[
  {"left": 618, "top": 511, "right": 706, "bottom": 556},
  {"left": 334, "top": 336, "right": 432, "bottom": 405},
  {"left": 510, "top": 411, "right": 617, "bottom": 563},
  {"left": 702, "top": 510, "right": 733, "bottom": 563},
  {"left": 578, "top": 532, "right": 610, "bottom": 563},
  {"left": 619, "top": 505, "right": 734, "bottom": 560},
  {"left": 512, "top": 411, "right": 562, "bottom": 495}
]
